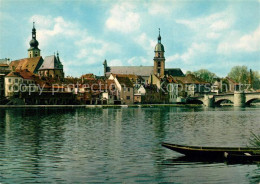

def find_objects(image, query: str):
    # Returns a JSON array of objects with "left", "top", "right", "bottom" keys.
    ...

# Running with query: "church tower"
[
  {"left": 28, "top": 22, "right": 41, "bottom": 58},
  {"left": 153, "top": 28, "right": 165, "bottom": 77}
]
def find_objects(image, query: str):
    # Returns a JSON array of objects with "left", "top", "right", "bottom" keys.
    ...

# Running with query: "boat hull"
[{"left": 162, "top": 142, "right": 260, "bottom": 159}]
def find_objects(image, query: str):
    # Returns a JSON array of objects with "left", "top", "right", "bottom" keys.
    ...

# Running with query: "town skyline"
[{"left": 0, "top": 0, "right": 259, "bottom": 77}]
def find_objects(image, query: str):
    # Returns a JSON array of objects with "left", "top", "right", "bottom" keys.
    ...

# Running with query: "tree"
[
  {"left": 227, "top": 66, "right": 260, "bottom": 90},
  {"left": 227, "top": 66, "right": 249, "bottom": 84},
  {"left": 186, "top": 69, "right": 217, "bottom": 83},
  {"left": 252, "top": 70, "right": 260, "bottom": 89}
]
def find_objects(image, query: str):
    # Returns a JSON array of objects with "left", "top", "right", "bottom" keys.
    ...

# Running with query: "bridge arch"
[
  {"left": 215, "top": 98, "right": 234, "bottom": 106},
  {"left": 245, "top": 98, "right": 260, "bottom": 106},
  {"left": 187, "top": 99, "right": 203, "bottom": 105}
]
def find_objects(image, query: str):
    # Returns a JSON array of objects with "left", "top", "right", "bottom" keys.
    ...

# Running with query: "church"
[
  {"left": 10, "top": 23, "right": 64, "bottom": 80},
  {"left": 103, "top": 29, "right": 184, "bottom": 82}
]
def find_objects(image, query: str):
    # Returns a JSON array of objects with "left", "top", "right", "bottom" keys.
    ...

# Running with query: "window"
[
  {"left": 127, "top": 96, "right": 130, "bottom": 100},
  {"left": 15, "top": 79, "right": 18, "bottom": 83},
  {"left": 157, "top": 69, "right": 161, "bottom": 74},
  {"left": 8, "top": 78, "right": 11, "bottom": 83},
  {"left": 158, "top": 61, "right": 161, "bottom": 67},
  {"left": 158, "top": 53, "right": 160, "bottom": 57},
  {"left": 128, "top": 88, "right": 130, "bottom": 92}
]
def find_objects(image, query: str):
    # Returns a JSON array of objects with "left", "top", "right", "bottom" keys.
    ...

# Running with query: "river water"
[{"left": 0, "top": 106, "right": 259, "bottom": 183}]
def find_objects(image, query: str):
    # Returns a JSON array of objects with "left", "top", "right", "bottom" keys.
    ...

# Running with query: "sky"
[{"left": 0, "top": 0, "right": 259, "bottom": 77}]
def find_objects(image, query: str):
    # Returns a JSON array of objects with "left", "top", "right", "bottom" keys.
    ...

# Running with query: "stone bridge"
[{"left": 191, "top": 92, "right": 260, "bottom": 107}]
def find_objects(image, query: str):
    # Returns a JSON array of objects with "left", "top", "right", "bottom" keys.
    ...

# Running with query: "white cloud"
[
  {"left": 210, "top": 20, "right": 230, "bottom": 31},
  {"left": 217, "top": 26, "right": 260, "bottom": 54},
  {"left": 147, "top": 1, "right": 173, "bottom": 15},
  {"left": 167, "top": 43, "right": 208, "bottom": 64},
  {"left": 109, "top": 59, "right": 122, "bottom": 66},
  {"left": 206, "top": 32, "right": 220, "bottom": 39},
  {"left": 134, "top": 33, "right": 156, "bottom": 55},
  {"left": 176, "top": 10, "right": 234, "bottom": 40},
  {"left": 106, "top": 2, "right": 140, "bottom": 33},
  {"left": 127, "top": 56, "right": 150, "bottom": 65}
]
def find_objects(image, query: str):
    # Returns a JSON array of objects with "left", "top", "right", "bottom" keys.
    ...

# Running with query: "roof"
[
  {"left": 10, "top": 56, "right": 43, "bottom": 73},
  {"left": 116, "top": 76, "right": 133, "bottom": 88},
  {"left": 106, "top": 66, "right": 153, "bottom": 77},
  {"left": 39, "top": 55, "right": 63, "bottom": 70},
  {"left": 225, "top": 77, "right": 239, "bottom": 85},
  {"left": 173, "top": 74, "right": 208, "bottom": 84},
  {"left": 155, "top": 43, "right": 165, "bottom": 52},
  {"left": 0, "top": 64, "right": 9, "bottom": 67},
  {"left": 9, "top": 60, "right": 20, "bottom": 70},
  {"left": 19, "top": 70, "right": 36, "bottom": 80},
  {"left": 6, "top": 71, "right": 22, "bottom": 78},
  {"left": 112, "top": 74, "right": 138, "bottom": 80},
  {"left": 6, "top": 70, "right": 36, "bottom": 80},
  {"left": 165, "top": 68, "right": 184, "bottom": 77},
  {"left": 81, "top": 73, "right": 95, "bottom": 79}
]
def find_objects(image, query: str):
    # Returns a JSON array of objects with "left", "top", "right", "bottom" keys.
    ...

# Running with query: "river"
[{"left": 0, "top": 106, "right": 259, "bottom": 183}]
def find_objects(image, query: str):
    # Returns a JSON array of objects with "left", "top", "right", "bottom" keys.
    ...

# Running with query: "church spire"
[
  {"left": 158, "top": 28, "right": 161, "bottom": 43},
  {"left": 28, "top": 22, "right": 41, "bottom": 58}
]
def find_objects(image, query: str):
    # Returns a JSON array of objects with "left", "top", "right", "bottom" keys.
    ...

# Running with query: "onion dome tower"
[
  {"left": 153, "top": 28, "right": 165, "bottom": 77},
  {"left": 28, "top": 22, "right": 41, "bottom": 58}
]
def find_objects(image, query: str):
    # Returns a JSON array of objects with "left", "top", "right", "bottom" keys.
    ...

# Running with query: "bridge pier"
[
  {"left": 234, "top": 91, "right": 245, "bottom": 107},
  {"left": 203, "top": 95, "right": 215, "bottom": 107}
]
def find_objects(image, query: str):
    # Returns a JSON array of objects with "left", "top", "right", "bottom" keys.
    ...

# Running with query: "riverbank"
[{"left": 0, "top": 104, "right": 202, "bottom": 109}]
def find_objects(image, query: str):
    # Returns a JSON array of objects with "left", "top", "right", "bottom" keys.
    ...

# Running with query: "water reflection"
[{"left": 0, "top": 107, "right": 259, "bottom": 183}]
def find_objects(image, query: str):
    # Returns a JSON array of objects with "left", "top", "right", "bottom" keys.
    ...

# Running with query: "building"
[
  {"left": 38, "top": 53, "right": 64, "bottom": 80},
  {"left": 28, "top": 22, "right": 41, "bottom": 58},
  {"left": 172, "top": 74, "right": 210, "bottom": 97},
  {"left": 5, "top": 70, "right": 38, "bottom": 98},
  {"left": 103, "top": 29, "right": 184, "bottom": 83},
  {"left": 0, "top": 58, "right": 11, "bottom": 99},
  {"left": 109, "top": 74, "right": 134, "bottom": 104}
]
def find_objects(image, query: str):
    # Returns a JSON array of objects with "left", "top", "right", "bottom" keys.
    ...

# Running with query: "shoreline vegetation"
[{"left": 0, "top": 103, "right": 260, "bottom": 109}]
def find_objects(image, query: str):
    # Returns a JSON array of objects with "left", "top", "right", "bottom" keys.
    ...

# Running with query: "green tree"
[
  {"left": 252, "top": 70, "right": 260, "bottom": 89},
  {"left": 186, "top": 69, "right": 217, "bottom": 83},
  {"left": 227, "top": 66, "right": 249, "bottom": 84},
  {"left": 227, "top": 66, "right": 260, "bottom": 90}
]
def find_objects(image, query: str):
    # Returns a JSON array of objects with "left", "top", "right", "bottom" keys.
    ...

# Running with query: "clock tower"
[
  {"left": 28, "top": 22, "right": 41, "bottom": 58},
  {"left": 153, "top": 28, "right": 165, "bottom": 77}
]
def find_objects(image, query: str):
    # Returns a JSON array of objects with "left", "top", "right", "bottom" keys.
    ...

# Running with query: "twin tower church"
[{"left": 12, "top": 24, "right": 184, "bottom": 80}]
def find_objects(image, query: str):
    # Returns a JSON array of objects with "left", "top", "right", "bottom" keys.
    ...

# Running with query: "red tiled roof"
[
  {"left": 10, "top": 56, "right": 43, "bottom": 73},
  {"left": 6, "top": 71, "right": 22, "bottom": 78},
  {"left": 173, "top": 74, "right": 208, "bottom": 84},
  {"left": 81, "top": 73, "right": 95, "bottom": 79}
]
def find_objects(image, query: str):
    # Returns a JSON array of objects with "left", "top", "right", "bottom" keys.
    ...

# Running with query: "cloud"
[
  {"left": 109, "top": 59, "right": 122, "bottom": 66},
  {"left": 127, "top": 56, "right": 150, "bottom": 66},
  {"left": 217, "top": 26, "right": 260, "bottom": 54},
  {"left": 176, "top": 10, "right": 234, "bottom": 40},
  {"left": 147, "top": 1, "right": 173, "bottom": 16},
  {"left": 134, "top": 33, "right": 156, "bottom": 55},
  {"left": 106, "top": 2, "right": 140, "bottom": 33},
  {"left": 167, "top": 42, "right": 208, "bottom": 64}
]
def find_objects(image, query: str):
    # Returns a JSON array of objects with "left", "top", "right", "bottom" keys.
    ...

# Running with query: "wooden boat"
[
  {"left": 162, "top": 142, "right": 260, "bottom": 159},
  {"left": 224, "top": 153, "right": 260, "bottom": 161}
]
